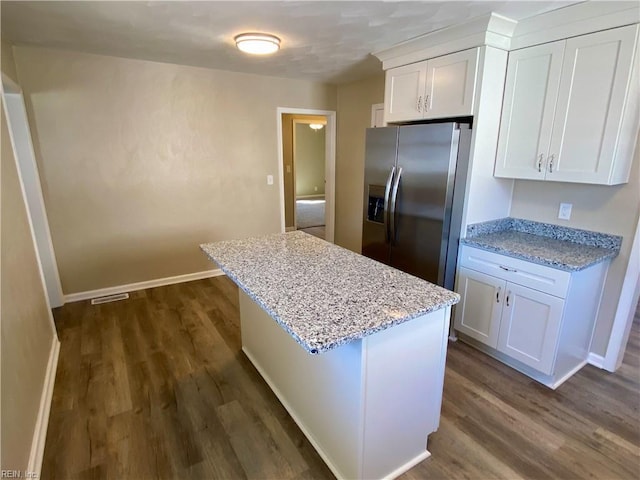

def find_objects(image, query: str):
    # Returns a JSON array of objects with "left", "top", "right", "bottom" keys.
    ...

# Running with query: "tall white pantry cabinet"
[{"left": 494, "top": 24, "right": 640, "bottom": 185}]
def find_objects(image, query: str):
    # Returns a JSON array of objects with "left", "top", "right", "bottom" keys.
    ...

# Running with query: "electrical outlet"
[
  {"left": 314, "top": 186, "right": 318, "bottom": 192},
  {"left": 267, "top": 175, "right": 274, "bottom": 185},
  {"left": 558, "top": 203, "right": 572, "bottom": 220}
]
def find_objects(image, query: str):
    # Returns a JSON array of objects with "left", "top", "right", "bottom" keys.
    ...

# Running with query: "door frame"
[
  {"left": 601, "top": 212, "right": 640, "bottom": 371},
  {"left": 1, "top": 73, "right": 64, "bottom": 308},
  {"left": 277, "top": 107, "right": 336, "bottom": 243},
  {"left": 292, "top": 117, "right": 328, "bottom": 230}
]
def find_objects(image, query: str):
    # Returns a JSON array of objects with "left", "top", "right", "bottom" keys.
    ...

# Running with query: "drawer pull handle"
[
  {"left": 496, "top": 287, "right": 501, "bottom": 303},
  {"left": 499, "top": 266, "right": 517, "bottom": 272},
  {"left": 417, "top": 96, "right": 422, "bottom": 112}
]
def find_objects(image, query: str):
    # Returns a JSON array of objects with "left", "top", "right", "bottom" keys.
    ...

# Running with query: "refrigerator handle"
[
  {"left": 389, "top": 167, "right": 403, "bottom": 244},
  {"left": 383, "top": 166, "right": 396, "bottom": 243}
]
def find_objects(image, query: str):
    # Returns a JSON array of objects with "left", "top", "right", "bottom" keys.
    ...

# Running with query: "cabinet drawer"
[{"left": 458, "top": 245, "right": 570, "bottom": 298}]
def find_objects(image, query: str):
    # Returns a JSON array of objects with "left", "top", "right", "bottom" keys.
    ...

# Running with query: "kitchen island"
[{"left": 201, "top": 231, "right": 459, "bottom": 479}]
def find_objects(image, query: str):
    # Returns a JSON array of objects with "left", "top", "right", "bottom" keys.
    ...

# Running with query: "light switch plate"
[
  {"left": 558, "top": 203, "right": 572, "bottom": 220},
  {"left": 267, "top": 175, "right": 274, "bottom": 185}
]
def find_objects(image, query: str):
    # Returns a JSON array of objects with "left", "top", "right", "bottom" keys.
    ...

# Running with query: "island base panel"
[{"left": 239, "top": 291, "right": 450, "bottom": 479}]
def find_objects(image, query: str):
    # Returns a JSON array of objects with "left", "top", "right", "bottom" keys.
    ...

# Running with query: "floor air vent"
[{"left": 91, "top": 293, "right": 130, "bottom": 305}]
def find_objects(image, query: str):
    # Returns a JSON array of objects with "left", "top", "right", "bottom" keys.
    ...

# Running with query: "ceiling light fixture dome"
[
  {"left": 309, "top": 124, "right": 324, "bottom": 130},
  {"left": 235, "top": 33, "right": 281, "bottom": 55}
]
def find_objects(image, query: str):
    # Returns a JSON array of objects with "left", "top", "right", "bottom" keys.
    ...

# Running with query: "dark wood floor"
[
  {"left": 42, "top": 276, "right": 640, "bottom": 479},
  {"left": 298, "top": 226, "right": 325, "bottom": 240}
]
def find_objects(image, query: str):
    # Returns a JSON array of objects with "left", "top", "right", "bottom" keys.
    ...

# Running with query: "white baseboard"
[
  {"left": 296, "top": 195, "right": 325, "bottom": 200},
  {"left": 28, "top": 336, "right": 60, "bottom": 476},
  {"left": 587, "top": 352, "right": 606, "bottom": 369},
  {"left": 64, "top": 269, "right": 224, "bottom": 303}
]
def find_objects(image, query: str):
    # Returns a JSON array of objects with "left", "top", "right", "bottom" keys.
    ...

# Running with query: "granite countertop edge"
[
  {"left": 200, "top": 235, "right": 460, "bottom": 355},
  {"left": 208, "top": 256, "right": 459, "bottom": 355},
  {"left": 461, "top": 218, "right": 622, "bottom": 272},
  {"left": 459, "top": 238, "right": 618, "bottom": 272}
]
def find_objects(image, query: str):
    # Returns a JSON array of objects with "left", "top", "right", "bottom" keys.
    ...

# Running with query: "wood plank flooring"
[
  {"left": 298, "top": 226, "right": 325, "bottom": 240},
  {"left": 42, "top": 277, "right": 640, "bottom": 479}
]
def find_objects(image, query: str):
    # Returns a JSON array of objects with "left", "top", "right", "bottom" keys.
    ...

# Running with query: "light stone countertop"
[
  {"left": 461, "top": 218, "right": 621, "bottom": 272},
  {"left": 201, "top": 231, "right": 460, "bottom": 354}
]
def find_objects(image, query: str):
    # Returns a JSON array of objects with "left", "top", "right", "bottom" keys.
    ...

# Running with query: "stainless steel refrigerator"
[{"left": 362, "top": 122, "right": 472, "bottom": 290}]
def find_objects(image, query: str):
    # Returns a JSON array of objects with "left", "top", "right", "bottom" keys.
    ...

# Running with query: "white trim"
[
  {"left": 382, "top": 451, "right": 431, "bottom": 480},
  {"left": 27, "top": 337, "right": 60, "bottom": 477},
  {"left": 296, "top": 194, "right": 325, "bottom": 200},
  {"left": 1, "top": 80, "right": 64, "bottom": 308},
  {"left": 64, "top": 269, "right": 224, "bottom": 303},
  {"left": 587, "top": 352, "right": 606, "bottom": 369},
  {"left": 370, "top": 103, "right": 385, "bottom": 128},
  {"left": 603, "top": 213, "right": 640, "bottom": 371},
  {"left": 2, "top": 71, "right": 20, "bottom": 93},
  {"left": 276, "top": 107, "right": 336, "bottom": 243}
]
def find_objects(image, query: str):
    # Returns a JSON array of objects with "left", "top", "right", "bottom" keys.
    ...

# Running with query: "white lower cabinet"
[
  {"left": 454, "top": 246, "right": 608, "bottom": 388},
  {"left": 497, "top": 283, "right": 564, "bottom": 375}
]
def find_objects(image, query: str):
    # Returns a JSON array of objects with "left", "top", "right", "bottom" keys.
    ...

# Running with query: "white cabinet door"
[
  {"left": 547, "top": 24, "right": 639, "bottom": 184},
  {"left": 424, "top": 48, "right": 479, "bottom": 119},
  {"left": 384, "top": 62, "right": 427, "bottom": 123},
  {"left": 494, "top": 41, "right": 564, "bottom": 180},
  {"left": 497, "top": 283, "right": 564, "bottom": 375},
  {"left": 454, "top": 267, "right": 504, "bottom": 348}
]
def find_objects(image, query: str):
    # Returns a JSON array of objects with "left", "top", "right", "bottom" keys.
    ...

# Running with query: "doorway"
[
  {"left": 277, "top": 108, "right": 336, "bottom": 243},
  {"left": 2, "top": 73, "right": 64, "bottom": 307}
]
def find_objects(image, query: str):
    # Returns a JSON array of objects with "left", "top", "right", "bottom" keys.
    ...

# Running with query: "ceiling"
[{"left": 1, "top": 1, "right": 579, "bottom": 84}]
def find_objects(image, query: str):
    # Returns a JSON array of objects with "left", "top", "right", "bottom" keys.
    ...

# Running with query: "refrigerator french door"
[{"left": 362, "top": 122, "right": 471, "bottom": 290}]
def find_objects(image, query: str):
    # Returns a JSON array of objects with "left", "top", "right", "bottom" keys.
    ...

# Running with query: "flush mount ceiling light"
[
  {"left": 235, "top": 33, "right": 281, "bottom": 55},
  {"left": 309, "top": 124, "right": 324, "bottom": 130}
]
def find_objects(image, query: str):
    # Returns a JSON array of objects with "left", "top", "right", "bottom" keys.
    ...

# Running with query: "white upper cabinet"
[
  {"left": 494, "top": 41, "right": 564, "bottom": 180},
  {"left": 424, "top": 49, "right": 479, "bottom": 119},
  {"left": 384, "top": 62, "right": 427, "bottom": 123},
  {"left": 384, "top": 48, "right": 479, "bottom": 123},
  {"left": 495, "top": 24, "right": 640, "bottom": 185},
  {"left": 549, "top": 25, "right": 639, "bottom": 183}
]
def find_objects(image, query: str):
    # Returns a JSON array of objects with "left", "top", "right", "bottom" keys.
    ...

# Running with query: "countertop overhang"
[{"left": 201, "top": 231, "right": 459, "bottom": 354}]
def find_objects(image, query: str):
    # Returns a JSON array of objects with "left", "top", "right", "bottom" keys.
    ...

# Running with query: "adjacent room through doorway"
[{"left": 281, "top": 113, "right": 328, "bottom": 240}]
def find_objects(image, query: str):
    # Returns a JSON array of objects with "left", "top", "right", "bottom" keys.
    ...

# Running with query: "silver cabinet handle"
[
  {"left": 537, "top": 154, "right": 543, "bottom": 172},
  {"left": 425, "top": 94, "right": 430, "bottom": 112},
  {"left": 496, "top": 287, "right": 501, "bottom": 303},
  {"left": 383, "top": 166, "right": 396, "bottom": 243},
  {"left": 506, "top": 291, "right": 511, "bottom": 307},
  {"left": 499, "top": 265, "right": 517, "bottom": 272},
  {"left": 548, "top": 154, "right": 555, "bottom": 173},
  {"left": 417, "top": 96, "right": 422, "bottom": 112},
  {"left": 389, "top": 167, "right": 403, "bottom": 244}
]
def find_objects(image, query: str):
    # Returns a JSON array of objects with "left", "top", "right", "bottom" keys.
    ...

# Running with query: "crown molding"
[
  {"left": 373, "top": 13, "right": 516, "bottom": 70},
  {"left": 510, "top": 1, "right": 640, "bottom": 50},
  {"left": 373, "top": 2, "right": 639, "bottom": 69}
]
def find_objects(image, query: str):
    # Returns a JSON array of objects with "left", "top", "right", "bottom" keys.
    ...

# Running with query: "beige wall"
[
  {"left": 294, "top": 122, "right": 325, "bottom": 197},
  {"left": 510, "top": 132, "right": 640, "bottom": 356},
  {"left": 334, "top": 73, "right": 385, "bottom": 252},
  {"left": 1, "top": 95, "right": 57, "bottom": 472},
  {"left": 1, "top": 42, "right": 19, "bottom": 84},
  {"left": 13, "top": 46, "right": 336, "bottom": 294}
]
